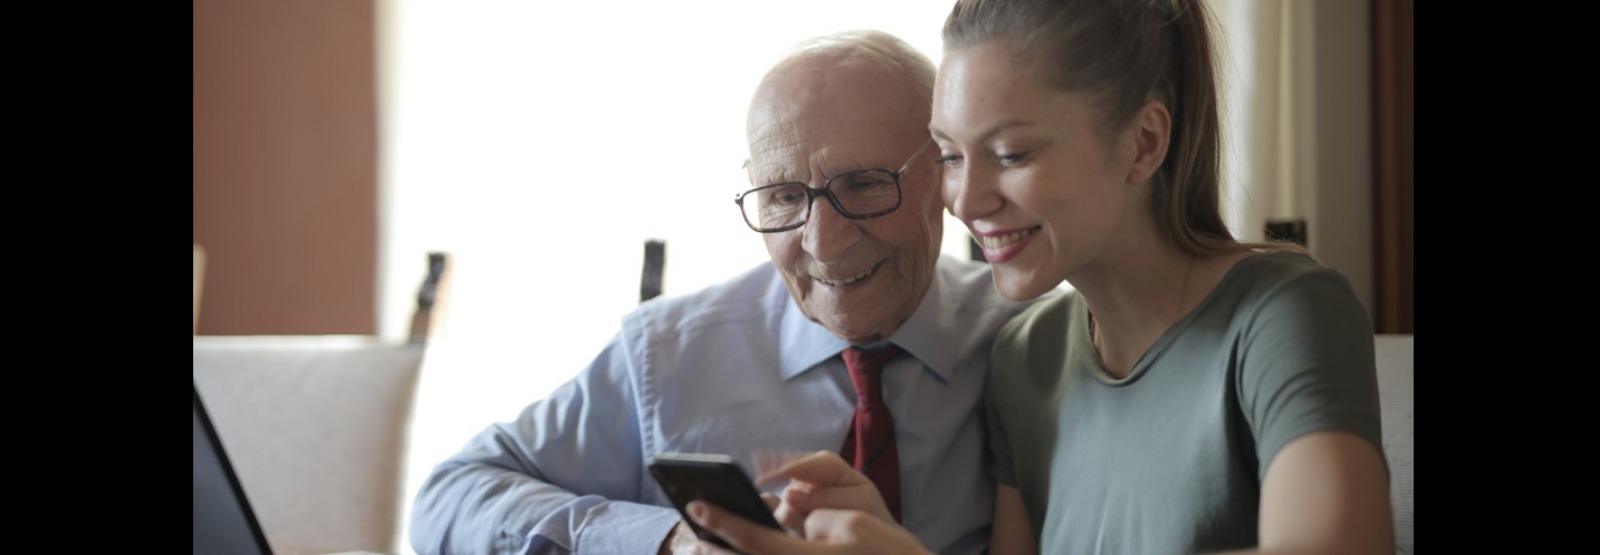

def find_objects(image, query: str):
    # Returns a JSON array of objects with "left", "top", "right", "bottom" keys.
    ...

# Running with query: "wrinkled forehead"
[{"left": 746, "top": 58, "right": 927, "bottom": 183}]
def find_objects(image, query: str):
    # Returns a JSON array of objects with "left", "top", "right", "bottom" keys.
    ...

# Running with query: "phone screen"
[{"left": 647, "top": 453, "right": 783, "bottom": 551}]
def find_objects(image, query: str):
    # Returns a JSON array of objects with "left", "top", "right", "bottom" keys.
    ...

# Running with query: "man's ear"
[{"left": 1126, "top": 100, "right": 1171, "bottom": 185}]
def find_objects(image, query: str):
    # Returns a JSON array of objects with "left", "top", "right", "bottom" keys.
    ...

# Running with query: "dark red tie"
[{"left": 839, "top": 344, "right": 904, "bottom": 523}]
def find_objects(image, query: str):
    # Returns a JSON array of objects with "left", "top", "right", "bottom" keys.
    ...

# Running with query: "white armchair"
[
  {"left": 193, "top": 336, "right": 425, "bottom": 555},
  {"left": 1374, "top": 334, "right": 1414, "bottom": 554}
]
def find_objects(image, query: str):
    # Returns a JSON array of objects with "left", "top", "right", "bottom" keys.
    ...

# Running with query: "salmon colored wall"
[{"left": 193, "top": 0, "right": 376, "bottom": 335}]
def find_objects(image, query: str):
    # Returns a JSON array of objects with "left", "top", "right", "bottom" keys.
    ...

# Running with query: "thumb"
[{"left": 789, "top": 482, "right": 891, "bottom": 523}]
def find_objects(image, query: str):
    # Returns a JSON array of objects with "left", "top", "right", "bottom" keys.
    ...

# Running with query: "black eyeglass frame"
[{"left": 735, "top": 139, "right": 934, "bottom": 233}]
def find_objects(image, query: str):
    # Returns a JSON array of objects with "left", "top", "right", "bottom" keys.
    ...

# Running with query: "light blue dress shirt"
[{"left": 409, "top": 256, "right": 1042, "bottom": 555}]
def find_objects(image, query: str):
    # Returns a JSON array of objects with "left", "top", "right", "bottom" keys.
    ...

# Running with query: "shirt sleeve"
[
  {"left": 1236, "top": 266, "right": 1385, "bottom": 481},
  {"left": 408, "top": 332, "right": 682, "bottom": 555}
]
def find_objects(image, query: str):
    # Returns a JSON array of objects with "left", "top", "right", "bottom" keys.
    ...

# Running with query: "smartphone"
[{"left": 647, "top": 452, "right": 783, "bottom": 551}]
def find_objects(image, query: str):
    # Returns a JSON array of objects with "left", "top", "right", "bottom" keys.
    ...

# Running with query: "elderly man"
[{"left": 409, "top": 29, "right": 1042, "bottom": 555}]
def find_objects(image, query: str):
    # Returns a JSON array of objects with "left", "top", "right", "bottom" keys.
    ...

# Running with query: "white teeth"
[
  {"left": 817, "top": 268, "right": 874, "bottom": 287},
  {"left": 979, "top": 228, "right": 1035, "bottom": 250}
]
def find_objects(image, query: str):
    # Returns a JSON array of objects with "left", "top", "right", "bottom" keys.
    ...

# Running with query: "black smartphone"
[{"left": 647, "top": 452, "right": 783, "bottom": 551}]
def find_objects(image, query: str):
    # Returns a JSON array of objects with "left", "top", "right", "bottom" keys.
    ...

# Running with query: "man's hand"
[
  {"left": 689, "top": 500, "right": 931, "bottom": 555},
  {"left": 658, "top": 521, "right": 699, "bottom": 555},
  {"left": 761, "top": 450, "right": 892, "bottom": 536}
]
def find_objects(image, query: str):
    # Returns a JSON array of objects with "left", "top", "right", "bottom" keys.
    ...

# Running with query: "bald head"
[
  {"left": 772, "top": 30, "right": 935, "bottom": 105},
  {"left": 748, "top": 30, "right": 936, "bottom": 146}
]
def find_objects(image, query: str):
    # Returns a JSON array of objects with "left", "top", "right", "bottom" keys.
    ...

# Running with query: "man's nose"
[{"left": 801, "top": 194, "right": 862, "bottom": 260}]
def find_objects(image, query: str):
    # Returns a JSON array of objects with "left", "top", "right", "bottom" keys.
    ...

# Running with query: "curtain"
[{"left": 1372, "top": 0, "right": 1415, "bottom": 334}]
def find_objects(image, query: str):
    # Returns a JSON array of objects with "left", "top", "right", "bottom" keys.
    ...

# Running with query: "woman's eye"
[
  {"left": 997, "top": 151, "right": 1029, "bottom": 165},
  {"left": 936, "top": 154, "right": 964, "bottom": 167}
]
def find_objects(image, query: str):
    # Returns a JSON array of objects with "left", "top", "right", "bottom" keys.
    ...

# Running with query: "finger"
[
  {"left": 799, "top": 509, "right": 926, "bottom": 553},
  {"left": 773, "top": 486, "right": 812, "bottom": 537},
  {"left": 780, "top": 481, "right": 814, "bottom": 510},
  {"left": 690, "top": 500, "right": 813, "bottom": 555},
  {"left": 762, "top": 491, "right": 802, "bottom": 537},
  {"left": 751, "top": 448, "right": 814, "bottom": 485},
  {"left": 775, "top": 476, "right": 889, "bottom": 525},
  {"left": 759, "top": 450, "right": 868, "bottom": 489},
  {"left": 762, "top": 492, "right": 809, "bottom": 538},
  {"left": 801, "top": 508, "right": 881, "bottom": 542},
  {"left": 792, "top": 483, "right": 891, "bottom": 523}
]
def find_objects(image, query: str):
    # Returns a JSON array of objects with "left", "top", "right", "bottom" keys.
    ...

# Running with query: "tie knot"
[{"left": 842, "top": 344, "right": 904, "bottom": 387}]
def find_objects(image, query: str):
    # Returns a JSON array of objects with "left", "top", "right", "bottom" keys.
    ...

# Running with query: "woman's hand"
[
  {"left": 688, "top": 500, "right": 930, "bottom": 555},
  {"left": 760, "top": 450, "right": 893, "bottom": 536}
]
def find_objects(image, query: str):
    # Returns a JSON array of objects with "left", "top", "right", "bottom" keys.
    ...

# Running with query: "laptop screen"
[{"left": 194, "top": 383, "right": 272, "bottom": 555}]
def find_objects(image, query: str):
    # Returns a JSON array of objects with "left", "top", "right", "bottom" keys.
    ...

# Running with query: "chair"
[
  {"left": 409, "top": 252, "right": 449, "bottom": 345},
  {"left": 194, "top": 243, "right": 206, "bottom": 333},
  {"left": 641, "top": 239, "right": 666, "bottom": 303},
  {"left": 1374, "top": 334, "right": 1414, "bottom": 554},
  {"left": 193, "top": 336, "right": 425, "bottom": 555},
  {"left": 191, "top": 254, "right": 444, "bottom": 554}
]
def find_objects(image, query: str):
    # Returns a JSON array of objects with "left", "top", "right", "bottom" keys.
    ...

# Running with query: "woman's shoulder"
[
  {"left": 1233, "top": 248, "right": 1334, "bottom": 277},
  {"left": 1210, "top": 249, "right": 1373, "bottom": 342},
  {"left": 1221, "top": 249, "right": 1357, "bottom": 305}
]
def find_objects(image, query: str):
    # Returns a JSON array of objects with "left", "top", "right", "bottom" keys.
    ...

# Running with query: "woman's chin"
[{"left": 993, "top": 271, "right": 1057, "bottom": 302}]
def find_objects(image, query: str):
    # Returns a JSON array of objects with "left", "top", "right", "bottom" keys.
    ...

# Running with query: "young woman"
[{"left": 691, "top": 1, "right": 1395, "bottom": 553}]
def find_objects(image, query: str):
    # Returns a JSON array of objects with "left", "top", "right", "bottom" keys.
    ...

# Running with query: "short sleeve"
[{"left": 1236, "top": 266, "right": 1385, "bottom": 480}]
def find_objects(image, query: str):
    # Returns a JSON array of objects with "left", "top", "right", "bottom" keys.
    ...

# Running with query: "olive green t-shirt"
[{"left": 985, "top": 251, "right": 1384, "bottom": 554}]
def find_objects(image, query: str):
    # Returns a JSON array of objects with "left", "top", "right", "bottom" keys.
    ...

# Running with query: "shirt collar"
[{"left": 777, "top": 263, "right": 958, "bottom": 383}]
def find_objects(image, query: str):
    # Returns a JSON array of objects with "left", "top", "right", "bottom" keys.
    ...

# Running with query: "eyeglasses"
[{"left": 736, "top": 139, "right": 934, "bottom": 233}]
